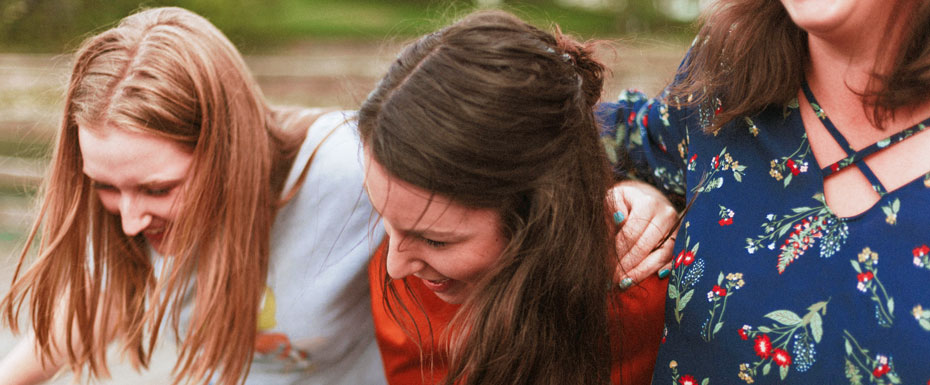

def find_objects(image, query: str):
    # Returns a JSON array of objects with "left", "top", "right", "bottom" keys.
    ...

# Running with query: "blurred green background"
[{"left": 0, "top": 0, "right": 702, "bottom": 52}]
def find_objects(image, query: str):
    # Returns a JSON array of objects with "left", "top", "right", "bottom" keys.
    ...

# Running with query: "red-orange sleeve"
[{"left": 610, "top": 275, "right": 667, "bottom": 385}]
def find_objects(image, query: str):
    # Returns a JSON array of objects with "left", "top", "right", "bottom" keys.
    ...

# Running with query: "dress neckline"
[{"left": 800, "top": 82, "right": 930, "bottom": 195}]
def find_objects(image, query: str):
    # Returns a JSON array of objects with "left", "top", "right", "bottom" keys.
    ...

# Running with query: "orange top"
[{"left": 369, "top": 241, "right": 667, "bottom": 384}]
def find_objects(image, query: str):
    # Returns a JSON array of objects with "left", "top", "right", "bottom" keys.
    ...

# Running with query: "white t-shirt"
[
  {"left": 159, "top": 111, "right": 386, "bottom": 384},
  {"left": 247, "top": 110, "right": 385, "bottom": 384}
]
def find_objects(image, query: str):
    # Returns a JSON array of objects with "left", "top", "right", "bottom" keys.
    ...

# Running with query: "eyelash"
[
  {"left": 91, "top": 183, "right": 173, "bottom": 197},
  {"left": 91, "top": 182, "right": 116, "bottom": 191},
  {"left": 421, "top": 237, "right": 447, "bottom": 248},
  {"left": 144, "top": 187, "right": 172, "bottom": 197}
]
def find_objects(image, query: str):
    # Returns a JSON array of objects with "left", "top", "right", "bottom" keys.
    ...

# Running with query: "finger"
[
  {"left": 618, "top": 205, "right": 677, "bottom": 271},
  {"left": 618, "top": 232, "right": 677, "bottom": 284},
  {"left": 614, "top": 207, "right": 678, "bottom": 283},
  {"left": 658, "top": 261, "right": 673, "bottom": 279},
  {"left": 611, "top": 193, "right": 659, "bottom": 268}
]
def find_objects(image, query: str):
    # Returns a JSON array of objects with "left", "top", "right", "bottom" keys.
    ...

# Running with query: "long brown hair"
[
  {"left": 359, "top": 10, "right": 615, "bottom": 385},
  {"left": 1, "top": 7, "right": 310, "bottom": 384},
  {"left": 675, "top": 0, "right": 930, "bottom": 131}
]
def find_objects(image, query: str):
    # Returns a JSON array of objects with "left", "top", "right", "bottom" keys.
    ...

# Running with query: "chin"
[{"left": 434, "top": 288, "right": 469, "bottom": 305}]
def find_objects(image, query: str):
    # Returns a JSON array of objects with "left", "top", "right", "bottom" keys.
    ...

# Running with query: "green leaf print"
[
  {"left": 765, "top": 310, "right": 803, "bottom": 326},
  {"left": 739, "top": 300, "right": 830, "bottom": 381},
  {"left": 810, "top": 312, "right": 824, "bottom": 343},
  {"left": 670, "top": 223, "right": 703, "bottom": 324},
  {"left": 843, "top": 331, "right": 902, "bottom": 384},
  {"left": 678, "top": 289, "right": 694, "bottom": 312}
]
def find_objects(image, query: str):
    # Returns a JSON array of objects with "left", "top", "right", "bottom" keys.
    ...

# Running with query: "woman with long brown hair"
[
  {"left": 0, "top": 7, "right": 385, "bottom": 384},
  {"left": 601, "top": 0, "right": 930, "bottom": 382},
  {"left": 359, "top": 10, "right": 667, "bottom": 385}
]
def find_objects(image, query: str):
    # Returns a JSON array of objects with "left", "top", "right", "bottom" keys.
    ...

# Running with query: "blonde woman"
[{"left": 0, "top": 7, "right": 384, "bottom": 384}]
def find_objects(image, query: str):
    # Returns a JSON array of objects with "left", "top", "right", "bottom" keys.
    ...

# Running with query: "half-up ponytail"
[{"left": 554, "top": 29, "right": 605, "bottom": 109}]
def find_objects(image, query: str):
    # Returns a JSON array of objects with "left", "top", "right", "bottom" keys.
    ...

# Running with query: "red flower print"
[
  {"left": 754, "top": 334, "right": 772, "bottom": 359},
  {"left": 712, "top": 285, "right": 727, "bottom": 297},
  {"left": 714, "top": 105, "right": 723, "bottom": 116},
  {"left": 689, "top": 154, "right": 698, "bottom": 163},
  {"left": 773, "top": 348, "right": 792, "bottom": 367},
  {"left": 786, "top": 158, "right": 800, "bottom": 176},
  {"left": 872, "top": 364, "right": 890, "bottom": 378},
  {"left": 642, "top": 114, "right": 649, "bottom": 128},
  {"left": 718, "top": 217, "right": 733, "bottom": 226},
  {"left": 627, "top": 111, "right": 636, "bottom": 126},
  {"left": 858, "top": 271, "right": 874, "bottom": 282},
  {"left": 675, "top": 250, "right": 695, "bottom": 268},
  {"left": 914, "top": 245, "right": 929, "bottom": 257},
  {"left": 678, "top": 375, "right": 697, "bottom": 385},
  {"left": 831, "top": 163, "right": 839, "bottom": 172},
  {"left": 713, "top": 155, "right": 720, "bottom": 169},
  {"left": 738, "top": 328, "right": 748, "bottom": 340}
]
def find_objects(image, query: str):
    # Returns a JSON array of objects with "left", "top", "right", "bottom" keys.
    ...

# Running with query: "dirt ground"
[{"left": 0, "top": 39, "right": 687, "bottom": 383}]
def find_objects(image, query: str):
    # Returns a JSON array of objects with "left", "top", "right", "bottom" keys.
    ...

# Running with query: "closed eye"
[
  {"left": 91, "top": 181, "right": 117, "bottom": 192},
  {"left": 143, "top": 186, "right": 173, "bottom": 197},
  {"left": 421, "top": 237, "right": 447, "bottom": 248}
]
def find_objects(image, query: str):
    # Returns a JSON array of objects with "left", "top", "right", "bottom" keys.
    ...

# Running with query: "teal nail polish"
[
  {"left": 658, "top": 269, "right": 671, "bottom": 279},
  {"left": 612, "top": 211, "right": 625, "bottom": 225},
  {"left": 618, "top": 277, "right": 633, "bottom": 290}
]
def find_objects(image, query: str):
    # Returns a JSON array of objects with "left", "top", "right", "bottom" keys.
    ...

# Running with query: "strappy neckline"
[{"left": 801, "top": 82, "right": 930, "bottom": 195}]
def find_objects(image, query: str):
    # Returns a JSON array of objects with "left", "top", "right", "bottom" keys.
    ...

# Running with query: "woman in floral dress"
[{"left": 599, "top": 0, "right": 930, "bottom": 383}]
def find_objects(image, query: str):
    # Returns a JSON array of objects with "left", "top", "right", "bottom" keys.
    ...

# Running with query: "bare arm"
[
  {"left": 0, "top": 333, "right": 63, "bottom": 385},
  {"left": 0, "top": 287, "right": 123, "bottom": 385}
]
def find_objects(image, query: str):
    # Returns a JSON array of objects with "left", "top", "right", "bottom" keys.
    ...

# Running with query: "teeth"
[{"left": 428, "top": 278, "right": 449, "bottom": 284}]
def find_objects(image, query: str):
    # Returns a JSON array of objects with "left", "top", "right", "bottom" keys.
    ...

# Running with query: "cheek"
[
  {"left": 95, "top": 191, "right": 121, "bottom": 214},
  {"left": 456, "top": 237, "right": 508, "bottom": 283}
]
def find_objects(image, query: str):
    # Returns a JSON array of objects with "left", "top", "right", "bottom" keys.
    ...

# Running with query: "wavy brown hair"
[
  {"left": 359, "top": 10, "right": 615, "bottom": 385},
  {"left": 0, "top": 7, "right": 315, "bottom": 384},
  {"left": 675, "top": 0, "right": 930, "bottom": 132}
]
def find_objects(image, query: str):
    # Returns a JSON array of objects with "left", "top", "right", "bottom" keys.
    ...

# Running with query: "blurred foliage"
[{"left": 0, "top": 0, "right": 696, "bottom": 52}]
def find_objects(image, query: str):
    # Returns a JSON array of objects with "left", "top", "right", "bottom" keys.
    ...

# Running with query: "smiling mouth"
[
  {"left": 142, "top": 228, "right": 166, "bottom": 243},
  {"left": 419, "top": 277, "right": 453, "bottom": 293}
]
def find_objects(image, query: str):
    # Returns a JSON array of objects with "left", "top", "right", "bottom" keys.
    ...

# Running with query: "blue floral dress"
[{"left": 598, "top": 73, "right": 930, "bottom": 384}]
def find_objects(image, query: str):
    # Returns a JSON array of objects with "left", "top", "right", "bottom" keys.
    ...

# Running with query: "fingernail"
[
  {"left": 618, "top": 277, "right": 633, "bottom": 290},
  {"left": 612, "top": 211, "right": 626, "bottom": 225},
  {"left": 658, "top": 269, "right": 670, "bottom": 279}
]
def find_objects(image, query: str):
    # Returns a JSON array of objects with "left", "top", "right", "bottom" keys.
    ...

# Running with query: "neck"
[{"left": 805, "top": 4, "right": 917, "bottom": 133}]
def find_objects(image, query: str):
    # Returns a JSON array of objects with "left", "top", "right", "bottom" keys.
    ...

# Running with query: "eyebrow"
[{"left": 82, "top": 170, "right": 186, "bottom": 189}]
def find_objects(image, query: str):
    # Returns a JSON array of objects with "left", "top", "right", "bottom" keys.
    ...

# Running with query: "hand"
[{"left": 609, "top": 180, "right": 679, "bottom": 288}]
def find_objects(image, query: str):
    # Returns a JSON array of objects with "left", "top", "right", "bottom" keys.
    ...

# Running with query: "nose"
[
  {"left": 119, "top": 193, "right": 152, "bottom": 236},
  {"left": 384, "top": 236, "right": 425, "bottom": 280}
]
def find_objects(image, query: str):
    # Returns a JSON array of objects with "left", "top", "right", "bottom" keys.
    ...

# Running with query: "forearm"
[{"left": 0, "top": 334, "right": 62, "bottom": 385}]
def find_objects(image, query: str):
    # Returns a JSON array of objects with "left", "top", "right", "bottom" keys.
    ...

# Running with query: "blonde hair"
[{"left": 1, "top": 7, "right": 310, "bottom": 384}]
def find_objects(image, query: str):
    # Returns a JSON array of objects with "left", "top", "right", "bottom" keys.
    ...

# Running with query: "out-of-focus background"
[{"left": 0, "top": 0, "right": 700, "bottom": 382}]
